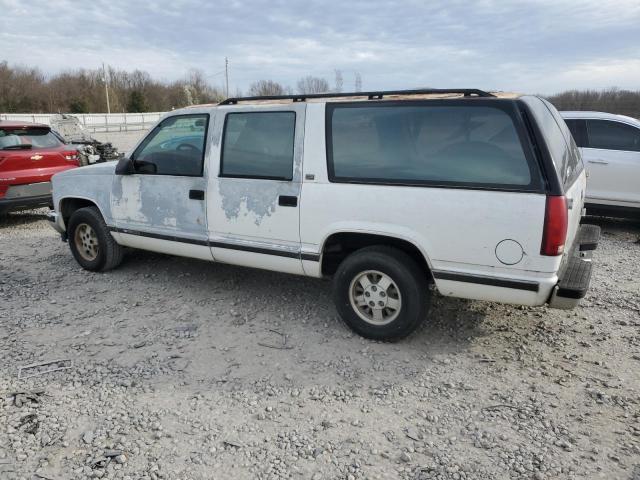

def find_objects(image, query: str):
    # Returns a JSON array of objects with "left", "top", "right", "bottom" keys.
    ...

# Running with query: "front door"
[
  {"left": 582, "top": 119, "right": 640, "bottom": 207},
  {"left": 206, "top": 104, "right": 306, "bottom": 274},
  {"left": 111, "top": 112, "right": 213, "bottom": 260}
]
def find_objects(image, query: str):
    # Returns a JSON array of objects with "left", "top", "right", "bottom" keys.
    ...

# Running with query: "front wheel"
[
  {"left": 67, "top": 206, "right": 123, "bottom": 271},
  {"left": 332, "top": 246, "right": 430, "bottom": 341}
]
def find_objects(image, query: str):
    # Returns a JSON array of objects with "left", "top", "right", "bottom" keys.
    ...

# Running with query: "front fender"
[{"left": 52, "top": 167, "right": 115, "bottom": 226}]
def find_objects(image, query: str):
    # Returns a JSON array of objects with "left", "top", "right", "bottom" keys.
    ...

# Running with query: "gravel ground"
[{"left": 1, "top": 210, "right": 639, "bottom": 480}]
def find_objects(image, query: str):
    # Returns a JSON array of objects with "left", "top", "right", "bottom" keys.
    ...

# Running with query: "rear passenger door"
[{"left": 206, "top": 104, "right": 306, "bottom": 275}]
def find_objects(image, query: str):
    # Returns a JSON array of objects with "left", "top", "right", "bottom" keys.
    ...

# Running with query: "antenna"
[{"left": 224, "top": 57, "right": 229, "bottom": 98}]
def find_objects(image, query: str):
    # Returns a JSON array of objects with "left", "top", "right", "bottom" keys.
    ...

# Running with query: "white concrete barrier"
[{"left": 0, "top": 112, "right": 166, "bottom": 133}]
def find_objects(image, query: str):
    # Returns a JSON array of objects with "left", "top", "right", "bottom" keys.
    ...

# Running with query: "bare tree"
[
  {"left": 295, "top": 76, "right": 329, "bottom": 94},
  {"left": 248, "top": 80, "right": 288, "bottom": 96},
  {"left": 334, "top": 69, "right": 344, "bottom": 93}
]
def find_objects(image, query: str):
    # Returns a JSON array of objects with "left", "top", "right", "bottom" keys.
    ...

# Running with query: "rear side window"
[
  {"left": 327, "top": 104, "right": 537, "bottom": 189},
  {"left": 0, "top": 128, "right": 62, "bottom": 149},
  {"left": 221, "top": 112, "right": 295, "bottom": 180},
  {"left": 586, "top": 120, "right": 640, "bottom": 152},
  {"left": 564, "top": 119, "right": 588, "bottom": 148},
  {"left": 523, "top": 97, "right": 582, "bottom": 189}
]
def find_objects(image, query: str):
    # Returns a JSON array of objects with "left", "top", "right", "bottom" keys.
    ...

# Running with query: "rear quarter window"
[
  {"left": 523, "top": 97, "right": 583, "bottom": 190},
  {"left": 327, "top": 103, "right": 541, "bottom": 190}
]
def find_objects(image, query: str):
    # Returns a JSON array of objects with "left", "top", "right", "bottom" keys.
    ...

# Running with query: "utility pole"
[
  {"left": 224, "top": 57, "right": 229, "bottom": 98},
  {"left": 103, "top": 63, "right": 111, "bottom": 114}
]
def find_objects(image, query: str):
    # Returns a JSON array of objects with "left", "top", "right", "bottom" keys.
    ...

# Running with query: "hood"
[{"left": 53, "top": 160, "right": 117, "bottom": 180}]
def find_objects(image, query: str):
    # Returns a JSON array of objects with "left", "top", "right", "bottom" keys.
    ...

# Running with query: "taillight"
[
  {"left": 0, "top": 185, "right": 8, "bottom": 199},
  {"left": 63, "top": 150, "right": 79, "bottom": 162},
  {"left": 541, "top": 195, "right": 568, "bottom": 256}
]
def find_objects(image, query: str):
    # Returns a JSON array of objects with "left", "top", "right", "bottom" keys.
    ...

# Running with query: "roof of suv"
[
  {"left": 182, "top": 89, "right": 522, "bottom": 110},
  {"left": 217, "top": 89, "right": 521, "bottom": 106}
]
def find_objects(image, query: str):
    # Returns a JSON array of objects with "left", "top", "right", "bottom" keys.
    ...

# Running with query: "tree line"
[
  {"left": 546, "top": 88, "right": 640, "bottom": 119},
  {"left": 0, "top": 61, "right": 362, "bottom": 113},
  {"left": 1, "top": 60, "right": 639, "bottom": 117}
]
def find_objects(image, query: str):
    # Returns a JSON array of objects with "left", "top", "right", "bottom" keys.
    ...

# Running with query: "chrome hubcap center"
[{"left": 349, "top": 270, "right": 402, "bottom": 326}]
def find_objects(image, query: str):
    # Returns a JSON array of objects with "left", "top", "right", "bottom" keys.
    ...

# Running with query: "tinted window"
[
  {"left": 0, "top": 128, "right": 62, "bottom": 149},
  {"left": 524, "top": 97, "right": 582, "bottom": 189},
  {"left": 221, "top": 112, "right": 295, "bottom": 180},
  {"left": 564, "top": 119, "right": 588, "bottom": 147},
  {"left": 328, "top": 104, "right": 535, "bottom": 188},
  {"left": 587, "top": 120, "right": 640, "bottom": 152},
  {"left": 133, "top": 114, "right": 208, "bottom": 176},
  {"left": 542, "top": 100, "right": 583, "bottom": 187}
]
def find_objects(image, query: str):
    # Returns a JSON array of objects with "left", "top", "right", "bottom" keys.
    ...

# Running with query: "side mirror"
[{"left": 115, "top": 156, "right": 135, "bottom": 175}]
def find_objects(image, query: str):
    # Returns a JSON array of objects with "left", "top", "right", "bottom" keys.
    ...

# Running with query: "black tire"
[
  {"left": 67, "top": 206, "right": 123, "bottom": 271},
  {"left": 332, "top": 246, "right": 430, "bottom": 341}
]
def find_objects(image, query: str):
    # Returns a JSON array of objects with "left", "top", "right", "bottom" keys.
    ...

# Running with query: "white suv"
[
  {"left": 48, "top": 89, "right": 600, "bottom": 340},
  {"left": 561, "top": 111, "right": 640, "bottom": 216}
]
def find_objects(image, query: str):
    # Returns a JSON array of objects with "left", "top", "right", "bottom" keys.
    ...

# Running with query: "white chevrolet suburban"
[{"left": 48, "top": 89, "right": 600, "bottom": 340}]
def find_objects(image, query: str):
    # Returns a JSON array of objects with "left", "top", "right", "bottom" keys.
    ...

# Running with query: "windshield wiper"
[{"left": 1, "top": 144, "right": 33, "bottom": 150}]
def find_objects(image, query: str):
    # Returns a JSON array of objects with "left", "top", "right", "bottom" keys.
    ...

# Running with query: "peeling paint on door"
[{"left": 112, "top": 176, "right": 148, "bottom": 223}]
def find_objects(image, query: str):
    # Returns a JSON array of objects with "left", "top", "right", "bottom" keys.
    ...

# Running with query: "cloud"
[{"left": 0, "top": 0, "right": 639, "bottom": 94}]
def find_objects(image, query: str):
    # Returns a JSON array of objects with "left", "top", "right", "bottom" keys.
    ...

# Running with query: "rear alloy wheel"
[
  {"left": 68, "top": 206, "right": 123, "bottom": 272},
  {"left": 349, "top": 270, "right": 402, "bottom": 325},
  {"left": 333, "top": 246, "right": 430, "bottom": 341}
]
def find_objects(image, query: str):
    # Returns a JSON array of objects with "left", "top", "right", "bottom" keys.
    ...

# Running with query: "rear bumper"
[{"left": 548, "top": 224, "right": 600, "bottom": 309}]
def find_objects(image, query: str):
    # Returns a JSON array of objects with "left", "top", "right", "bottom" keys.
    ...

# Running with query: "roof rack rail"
[{"left": 219, "top": 88, "right": 495, "bottom": 105}]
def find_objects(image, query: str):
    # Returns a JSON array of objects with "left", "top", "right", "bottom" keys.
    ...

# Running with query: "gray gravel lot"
[{"left": 1, "top": 210, "right": 639, "bottom": 480}]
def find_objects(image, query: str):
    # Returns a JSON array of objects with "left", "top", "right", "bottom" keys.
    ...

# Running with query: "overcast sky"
[{"left": 2, "top": 0, "right": 639, "bottom": 95}]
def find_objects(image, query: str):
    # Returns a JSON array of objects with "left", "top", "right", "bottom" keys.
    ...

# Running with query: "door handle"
[
  {"left": 588, "top": 160, "right": 608, "bottom": 165},
  {"left": 278, "top": 195, "right": 298, "bottom": 207},
  {"left": 189, "top": 189, "right": 205, "bottom": 200}
]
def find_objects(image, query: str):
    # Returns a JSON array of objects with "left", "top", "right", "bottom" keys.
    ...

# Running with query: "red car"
[{"left": 0, "top": 121, "right": 80, "bottom": 215}]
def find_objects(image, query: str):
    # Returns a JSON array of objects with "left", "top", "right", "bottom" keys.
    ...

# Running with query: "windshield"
[{"left": 0, "top": 128, "right": 63, "bottom": 149}]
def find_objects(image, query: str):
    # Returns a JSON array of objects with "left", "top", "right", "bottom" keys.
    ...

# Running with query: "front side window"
[
  {"left": 587, "top": 120, "right": 640, "bottom": 152},
  {"left": 221, "top": 112, "right": 296, "bottom": 180},
  {"left": 328, "top": 104, "right": 536, "bottom": 188},
  {"left": 133, "top": 114, "right": 208, "bottom": 176}
]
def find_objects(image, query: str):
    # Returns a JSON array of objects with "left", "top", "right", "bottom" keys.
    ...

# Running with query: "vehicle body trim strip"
[
  {"left": 432, "top": 270, "right": 540, "bottom": 292},
  {"left": 109, "top": 227, "right": 209, "bottom": 246},
  {"left": 109, "top": 227, "right": 321, "bottom": 261}
]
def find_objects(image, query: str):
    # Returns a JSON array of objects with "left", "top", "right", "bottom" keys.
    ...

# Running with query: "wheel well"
[
  {"left": 320, "top": 232, "right": 432, "bottom": 279},
  {"left": 60, "top": 198, "right": 98, "bottom": 227}
]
